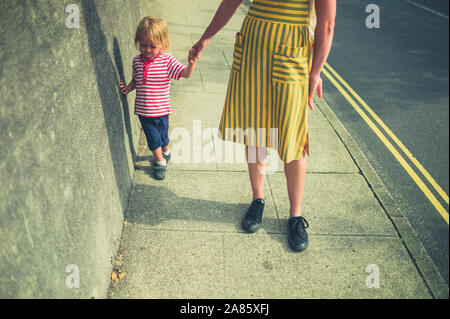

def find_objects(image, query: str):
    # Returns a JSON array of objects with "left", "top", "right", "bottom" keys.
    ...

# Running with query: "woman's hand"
[
  {"left": 189, "top": 38, "right": 210, "bottom": 61},
  {"left": 308, "top": 74, "right": 322, "bottom": 110},
  {"left": 188, "top": 0, "right": 243, "bottom": 61}
]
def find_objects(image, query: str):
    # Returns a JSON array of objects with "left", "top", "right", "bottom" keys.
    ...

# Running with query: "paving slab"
[
  {"left": 110, "top": 228, "right": 224, "bottom": 299},
  {"left": 125, "top": 170, "right": 280, "bottom": 234},
  {"left": 170, "top": 92, "right": 227, "bottom": 128},
  {"left": 110, "top": 228, "right": 430, "bottom": 299},
  {"left": 222, "top": 233, "right": 431, "bottom": 299},
  {"left": 268, "top": 173, "right": 398, "bottom": 236}
]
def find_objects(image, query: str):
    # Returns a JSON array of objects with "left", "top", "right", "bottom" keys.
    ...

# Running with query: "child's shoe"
[
  {"left": 163, "top": 152, "right": 171, "bottom": 163},
  {"left": 153, "top": 161, "right": 166, "bottom": 180}
]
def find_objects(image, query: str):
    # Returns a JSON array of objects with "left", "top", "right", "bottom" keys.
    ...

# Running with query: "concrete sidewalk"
[{"left": 107, "top": 0, "right": 442, "bottom": 299}]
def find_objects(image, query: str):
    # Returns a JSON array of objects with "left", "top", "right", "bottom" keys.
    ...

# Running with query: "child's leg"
[
  {"left": 152, "top": 146, "right": 164, "bottom": 162},
  {"left": 138, "top": 115, "right": 165, "bottom": 162},
  {"left": 159, "top": 115, "right": 170, "bottom": 155}
]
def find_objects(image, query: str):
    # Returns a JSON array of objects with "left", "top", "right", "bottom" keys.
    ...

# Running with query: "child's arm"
[
  {"left": 180, "top": 59, "right": 197, "bottom": 79},
  {"left": 120, "top": 78, "right": 135, "bottom": 95}
]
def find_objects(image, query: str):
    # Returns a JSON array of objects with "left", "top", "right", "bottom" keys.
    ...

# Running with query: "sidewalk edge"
[{"left": 313, "top": 96, "right": 449, "bottom": 299}]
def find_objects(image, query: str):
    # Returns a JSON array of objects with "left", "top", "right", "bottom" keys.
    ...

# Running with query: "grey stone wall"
[{"left": 0, "top": 0, "right": 153, "bottom": 298}]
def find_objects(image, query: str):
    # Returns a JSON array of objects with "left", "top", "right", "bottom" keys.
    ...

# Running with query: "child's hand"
[
  {"left": 181, "top": 57, "right": 197, "bottom": 78},
  {"left": 187, "top": 56, "right": 196, "bottom": 64},
  {"left": 120, "top": 80, "right": 130, "bottom": 95}
]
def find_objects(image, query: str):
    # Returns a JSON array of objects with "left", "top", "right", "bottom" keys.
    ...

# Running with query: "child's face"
[{"left": 139, "top": 36, "right": 162, "bottom": 59}]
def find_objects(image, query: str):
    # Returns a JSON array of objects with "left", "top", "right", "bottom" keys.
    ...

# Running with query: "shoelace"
[
  {"left": 291, "top": 216, "right": 309, "bottom": 237},
  {"left": 249, "top": 199, "right": 264, "bottom": 222}
]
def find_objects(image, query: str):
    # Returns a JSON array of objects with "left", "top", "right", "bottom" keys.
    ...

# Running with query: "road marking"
[
  {"left": 322, "top": 66, "right": 449, "bottom": 225},
  {"left": 405, "top": 0, "right": 449, "bottom": 20},
  {"left": 325, "top": 63, "right": 449, "bottom": 206}
]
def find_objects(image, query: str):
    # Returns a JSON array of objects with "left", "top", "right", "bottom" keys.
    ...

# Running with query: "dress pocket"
[
  {"left": 272, "top": 45, "right": 309, "bottom": 84},
  {"left": 231, "top": 32, "right": 244, "bottom": 73}
]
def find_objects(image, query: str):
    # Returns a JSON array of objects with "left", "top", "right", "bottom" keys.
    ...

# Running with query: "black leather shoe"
[
  {"left": 153, "top": 162, "right": 166, "bottom": 180},
  {"left": 288, "top": 216, "right": 309, "bottom": 252},
  {"left": 242, "top": 198, "right": 265, "bottom": 233}
]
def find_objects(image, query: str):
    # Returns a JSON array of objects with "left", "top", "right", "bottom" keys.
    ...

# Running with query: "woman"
[{"left": 189, "top": 0, "right": 336, "bottom": 252}]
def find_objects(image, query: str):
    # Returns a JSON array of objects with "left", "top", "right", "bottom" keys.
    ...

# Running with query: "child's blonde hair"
[{"left": 134, "top": 16, "right": 170, "bottom": 51}]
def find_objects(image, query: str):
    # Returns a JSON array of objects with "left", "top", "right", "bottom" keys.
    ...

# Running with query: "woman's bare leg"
[
  {"left": 246, "top": 146, "right": 267, "bottom": 199},
  {"left": 284, "top": 153, "right": 307, "bottom": 216}
]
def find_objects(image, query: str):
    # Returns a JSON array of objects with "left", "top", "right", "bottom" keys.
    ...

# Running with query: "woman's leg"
[
  {"left": 284, "top": 153, "right": 307, "bottom": 216},
  {"left": 242, "top": 145, "right": 267, "bottom": 233},
  {"left": 246, "top": 146, "right": 267, "bottom": 199},
  {"left": 285, "top": 152, "right": 309, "bottom": 252}
]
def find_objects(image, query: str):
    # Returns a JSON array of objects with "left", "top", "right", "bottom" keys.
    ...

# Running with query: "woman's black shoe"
[
  {"left": 242, "top": 198, "right": 265, "bottom": 233},
  {"left": 288, "top": 216, "right": 309, "bottom": 252}
]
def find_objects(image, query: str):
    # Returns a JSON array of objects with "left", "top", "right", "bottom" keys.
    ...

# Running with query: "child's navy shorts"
[{"left": 138, "top": 115, "right": 169, "bottom": 151}]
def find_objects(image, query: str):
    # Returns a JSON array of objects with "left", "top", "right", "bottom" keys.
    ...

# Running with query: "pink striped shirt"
[{"left": 132, "top": 53, "right": 186, "bottom": 117}]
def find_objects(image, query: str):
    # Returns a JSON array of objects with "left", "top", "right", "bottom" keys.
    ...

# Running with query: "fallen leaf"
[{"left": 111, "top": 268, "right": 126, "bottom": 284}]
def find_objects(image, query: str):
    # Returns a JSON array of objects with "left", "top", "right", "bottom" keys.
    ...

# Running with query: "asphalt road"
[{"left": 321, "top": 0, "right": 449, "bottom": 284}]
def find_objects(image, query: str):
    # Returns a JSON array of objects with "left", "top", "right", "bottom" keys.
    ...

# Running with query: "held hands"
[{"left": 189, "top": 38, "right": 210, "bottom": 62}]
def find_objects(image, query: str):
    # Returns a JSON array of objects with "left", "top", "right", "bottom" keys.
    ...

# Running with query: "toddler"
[{"left": 121, "top": 16, "right": 196, "bottom": 180}]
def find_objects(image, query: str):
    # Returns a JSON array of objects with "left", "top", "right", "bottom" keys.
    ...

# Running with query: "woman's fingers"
[
  {"left": 190, "top": 38, "right": 208, "bottom": 60},
  {"left": 308, "top": 76, "right": 323, "bottom": 110},
  {"left": 189, "top": 45, "right": 201, "bottom": 60},
  {"left": 317, "top": 78, "right": 323, "bottom": 99},
  {"left": 308, "top": 96, "right": 315, "bottom": 110},
  {"left": 188, "top": 48, "right": 197, "bottom": 60}
]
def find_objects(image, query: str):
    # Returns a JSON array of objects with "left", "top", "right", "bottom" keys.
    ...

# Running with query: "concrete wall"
[{"left": 0, "top": 0, "right": 155, "bottom": 298}]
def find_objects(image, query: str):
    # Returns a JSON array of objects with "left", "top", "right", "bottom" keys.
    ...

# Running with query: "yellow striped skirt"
[{"left": 218, "top": 14, "right": 313, "bottom": 163}]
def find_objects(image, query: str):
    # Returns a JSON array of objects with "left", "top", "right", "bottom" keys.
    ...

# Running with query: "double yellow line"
[{"left": 322, "top": 63, "right": 449, "bottom": 224}]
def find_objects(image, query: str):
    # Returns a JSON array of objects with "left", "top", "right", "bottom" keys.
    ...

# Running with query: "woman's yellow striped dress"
[{"left": 218, "top": 0, "right": 313, "bottom": 163}]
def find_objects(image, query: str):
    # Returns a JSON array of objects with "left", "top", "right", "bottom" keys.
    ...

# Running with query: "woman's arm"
[
  {"left": 308, "top": 0, "right": 336, "bottom": 110},
  {"left": 189, "top": 0, "right": 244, "bottom": 60}
]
